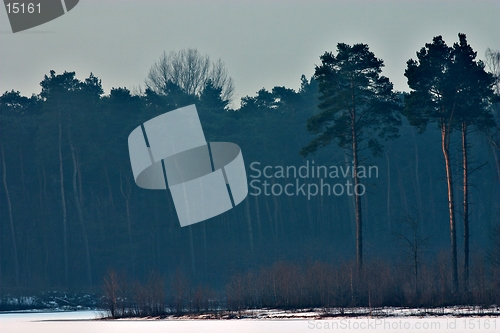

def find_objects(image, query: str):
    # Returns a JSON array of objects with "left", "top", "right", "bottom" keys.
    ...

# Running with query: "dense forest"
[{"left": 1, "top": 35, "right": 499, "bottom": 312}]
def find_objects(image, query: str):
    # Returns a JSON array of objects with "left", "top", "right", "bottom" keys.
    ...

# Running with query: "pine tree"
[{"left": 301, "top": 43, "right": 401, "bottom": 273}]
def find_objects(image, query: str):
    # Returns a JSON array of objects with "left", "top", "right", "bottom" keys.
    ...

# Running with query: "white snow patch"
[{"left": 1, "top": 308, "right": 499, "bottom": 333}]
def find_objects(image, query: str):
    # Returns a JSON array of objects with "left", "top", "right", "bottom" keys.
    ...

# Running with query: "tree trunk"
[
  {"left": 351, "top": 107, "right": 362, "bottom": 274},
  {"left": 1, "top": 140, "right": 19, "bottom": 287},
  {"left": 306, "top": 194, "right": 314, "bottom": 235},
  {"left": 396, "top": 162, "right": 409, "bottom": 215},
  {"left": 492, "top": 145, "right": 500, "bottom": 183},
  {"left": 414, "top": 246, "right": 418, "bottom": 297},
  {"left": 202, "top": 222, "right": 207, "bottom": 276},
  {"left": 38, "top": 164, "right": 50, "bottom": 283},
  {"left": 69, "top": 140, "right": 92, "bottom": 287},
  {"left": 58, "top": 110, "right": 69, "bottom": 287},
  {"left": 385, "top": 151, "right": 391, "bottom": 231},
  {"left": 441, "top": 122, "right": 458, "bottom": 293},
  {"left": 272, "top": 180, "right": 280, "bottom": 236},
  {"left": 245, "top": 198, "right": 254, "bottom": 252},
  {"left": 344, "top": 152, "right": 356, "bottom": 243},
  {"left": 411, "top": 128, "right": 423, "bottom": 230},
  {"left": 462, "top": 121, "right": 469, "bottom": 292},
  {"left": 104, "top": 168, "right": 115, "bottom": 211},
  {"left": 265, "top": 199, "right": 274, "bottom": 238},
  {"left": 254, "top": 195, "right": 263, "bottom": 244},
  {"left": 188, "top": 227, "right": 196, "bottom": 274},
  {"left": 119, "top": 172, "right": 134, "bottom": 278},
  {"left": 19, "top": 148, "right": 26, "bottom": 197}
]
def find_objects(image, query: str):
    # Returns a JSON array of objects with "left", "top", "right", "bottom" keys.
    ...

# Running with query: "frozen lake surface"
[{"left": 0, "top": 310, "right": 498, "bottom": 333}]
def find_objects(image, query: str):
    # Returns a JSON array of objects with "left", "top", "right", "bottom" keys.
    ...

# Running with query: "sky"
[{"left": 0, "top": 0, "right": 499, "bottom": 108}]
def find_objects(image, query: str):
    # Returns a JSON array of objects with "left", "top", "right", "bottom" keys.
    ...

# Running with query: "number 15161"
[{"left": 6, "top": 3, "right": 41, "bottom": 14}]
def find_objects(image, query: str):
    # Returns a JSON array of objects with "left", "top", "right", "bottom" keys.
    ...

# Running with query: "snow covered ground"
[{"left": 0, "top": 309, "right": 498, "bottom": 333}]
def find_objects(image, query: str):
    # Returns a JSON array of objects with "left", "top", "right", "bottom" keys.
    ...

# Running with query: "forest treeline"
[{"left": 0, "top": 36, "right": 499, "bottom": 311}]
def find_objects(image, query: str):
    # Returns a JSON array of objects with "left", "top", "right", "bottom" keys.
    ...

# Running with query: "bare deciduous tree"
[
  {"left": 103, "top": 269, "right": 122, "bottom": 318},
  {"left": 485, "top": 48, "right": 500, "bottom": 182},
  {"left": 485, "top": 48, "right": 500, "bottom": 95},
  {"left": 396, "top": 215, "right": 429, "bottom": 297},
  {"left": 146, "top": 48, "right": 235, "bottom": 102}
]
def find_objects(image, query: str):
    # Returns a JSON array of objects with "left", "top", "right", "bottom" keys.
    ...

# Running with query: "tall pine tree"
[{"left": 301, "top": 43, "right": 401, "bottom": 273}]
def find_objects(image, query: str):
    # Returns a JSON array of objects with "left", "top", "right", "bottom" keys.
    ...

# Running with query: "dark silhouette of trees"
[
  {"left": 405, "top": 36, "right": 458, "bottom": 292},
  {"left": 39, "top": 71, "right": 81, "bottom": 286},
  {"left": 451, "top": 35, "right": 495, "bottom": 291},
  {"left": 405, "top": 34, "right": 496, "bottom": 293},
  {"left": 0, "top": 38, "right": 499, "bottom": 311},
  {"left": 301, "top": 43, "right": 401, "bottom": 273},
  {"left": 0, "top": 91, "right": 38, "bottom": 288},
  {"left": 199, "top": 79, "right": 229, "bottom": 111},
  {"left": 38, "top": 70, "right": 103, "bottom": 288}
]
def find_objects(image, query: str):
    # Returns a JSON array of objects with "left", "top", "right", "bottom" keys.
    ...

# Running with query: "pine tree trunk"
[
  {"left": 462, "top": 121, "right": 469, "bottom": 292},
  {"left": 104, "top": 168, "right": 115, "bottom": 211},
  {"left": 58, "top": 111, "right": 69, "bottom": 287},
  {"left": 411, "top": 128, "right": 424, "bottom": 230},
  {"left": 189, "top": 227, "right": 196, "bottom": 274},
  {"left": 351, "top": 107, "right": 362, "bottom": 274},
  {"left": 492, "top": 146, "right": 500, "bottom": 183},
  {"left": 245, "top": 198, "right": 254, "bottom": 252},
  {"left": 202, "top": 222, "right": 207, "bottom": 275},
  {"left": 69, "top": 140, "right": 92, "bottom": 287},
  {"left": 119, "top": 172, "right": 134, "bottom": 278},
  {"left": 385, "top": 151, "right": 391, "bottom": 231},
  {"left": 19, "top": 148, "right": 26, "bottom": 197},
  {"left": 38, "top": 164, "right": 50, "bottom": 283},
  {"left": 306, "top": 195, "right": 313, "bottom": 235},
  {"left": 345, "top": 152, "right": 356, "bottom": 242},
  {"left": 272, "top": 185, "right": 280, "bottom": 236},
  {"left": 442, "top": 122, "right": 458, "bottom": 293},
  {"left": 265, "top": 198, "right": 274, "bottom": 238},
  {"left": 397, "top": 162, "right": 409, "bottom": 215},
  {"left": 1, "top": 140, "right": 19, "bottom": 287},
  {"left": 254, "top": 195, "right": 263, "bottom": 244}
]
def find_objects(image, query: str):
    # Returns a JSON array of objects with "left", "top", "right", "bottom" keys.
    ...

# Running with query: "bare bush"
[
  {"left": 102, "top": 253, "right": 500, "bottom": 318},
  {"left": 102, "top": 269, "right": 126, "bottom": 318},
  {"left": 170, "top": 269, "right": 189, "bottom": 314}
]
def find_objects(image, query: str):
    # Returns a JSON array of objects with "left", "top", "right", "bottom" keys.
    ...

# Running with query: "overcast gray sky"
[{"left": 1, "top": 0, "right": 499, "bottom": 107}]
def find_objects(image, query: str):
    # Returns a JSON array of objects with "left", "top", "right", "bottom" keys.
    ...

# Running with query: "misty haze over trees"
[{"left": 1, "top": 37, "right": 499, "bottom": 313}]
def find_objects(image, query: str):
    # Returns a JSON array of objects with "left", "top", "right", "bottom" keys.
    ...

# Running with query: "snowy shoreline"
[
  {"left": 3, "top": 305, "right": 499, "bottom": 320},
  {"left": 2, "top": 310, "right": 499, "bottom": 333},
  {"left": 100, "top": 306, "right": 500, "bottom": 320}
]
